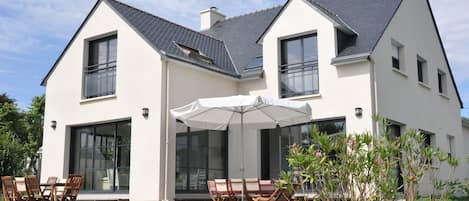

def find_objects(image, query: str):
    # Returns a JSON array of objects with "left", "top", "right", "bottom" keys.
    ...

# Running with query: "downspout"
[
  {"left": 369, "top": 56, "right": 379, "bottom": 136},
  {"left": 163, "top": 56, "right": 170, "bottom": 201}
]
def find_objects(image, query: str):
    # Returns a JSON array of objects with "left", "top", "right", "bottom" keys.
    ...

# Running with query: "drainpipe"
[
  {"left": 369, "top": 56, "right": 379, "bottom": 136},
  {"left": 162, "top": 56, "right": 170, "bottom": 201}
]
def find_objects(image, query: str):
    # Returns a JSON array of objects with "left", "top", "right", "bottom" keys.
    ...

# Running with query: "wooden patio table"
[{"left": 40, "top": 182, "right": 65, "bottom": 201}]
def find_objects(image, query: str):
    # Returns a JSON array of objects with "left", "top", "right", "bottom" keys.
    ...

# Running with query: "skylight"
[{"left": 176, "top": 43, "right": 214, "bottom": 64}]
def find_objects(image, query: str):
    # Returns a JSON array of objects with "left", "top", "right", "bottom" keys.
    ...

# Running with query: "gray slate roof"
[
  {"left": 106, "top": 0, "right": 238, "bottom": 76},
  {"left": 201, "top": 6, "right": 283, "bottom": 73},
  {"left": 42, "top": 0, "right": 402, "bottom": 83},
  {"left": 307, "top": 0, "right": 402, "bottom": 57}
]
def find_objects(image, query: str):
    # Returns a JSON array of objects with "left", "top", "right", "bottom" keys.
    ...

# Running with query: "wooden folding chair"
[
  {"left": 15, "top": 177, "right": 27, "bottom": 198},
  {"left": 207, "top": 180, "right": 219, "bottom": 201},
  {"left": 259, "top": 180, "right": 275, "bottom": 197},
  {"left": 41, "top": 177, "right": 57, "bottom": 201},
  {"left": 2, "top": 176, "right": 25, "bottom": 201},
  {"left": 252, "top": 188, "right": 283, "bottom": 201},
  {"left": 25, "top": 176, "right": 44, "bottom": 201},
  {"left": 229, "top": 179, "right": 244, "bottom": 201},
  {"left": 214, "top": 179, "right": 231, "bottom": 201},
  {"left": 245, "top": 178, "right": 261, "bottom": 201},
  {"left": 56, "top": 175, "right": 82, "bottom": 201}
]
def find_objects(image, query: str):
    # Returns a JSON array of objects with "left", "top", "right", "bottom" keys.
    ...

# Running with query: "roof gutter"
[
  {"left": 331, "top": 52, "right": 371, "bottom": 66},
  {"left": 162, "top": 51, "right": 263, "bottom": 81}
]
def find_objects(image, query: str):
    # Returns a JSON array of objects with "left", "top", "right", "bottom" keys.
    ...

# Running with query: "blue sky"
[{"left": 0, "top": 0, "right": 468, "bottom": 116}]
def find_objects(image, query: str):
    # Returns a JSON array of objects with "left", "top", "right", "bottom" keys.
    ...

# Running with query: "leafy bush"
[{"left": 284, "top": 117, "right": 467, "bottom": 201}]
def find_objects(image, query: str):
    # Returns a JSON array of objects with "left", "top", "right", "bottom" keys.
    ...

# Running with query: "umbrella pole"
[{"left": 240, "top": 110, "right": 245, "bottom": 201}]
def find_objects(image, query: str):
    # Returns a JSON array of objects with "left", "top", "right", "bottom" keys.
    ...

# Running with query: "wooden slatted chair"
[
  {"left": 56, "top": 175, "right": 82, "bottom": 201},
  {"left": 207, "top": 180, "right": 219, "bottom": 201},
  {"left": 252, "top": 188, "right": 292, "bottom": 201},
  {"left": 229, "top": 179, "right": 244, "bottom": 201},
  {"left": 41, "top": 177, "right": 57, "bottom": 201},
  {"left": 25, "top": 176, "right": 44, "bottom": 201},
  {"left": 214, "top": 179, "right": 231, "bottom": 201},
  {"left": 2, "top": 176, "right": 25, "bottom": 201},
  {"left": 259, "top": 180, "right": 275, "bottom": 197},
  {"left": 245, "top": 178, "right": 261, "bottom": 201},
  {"left": 15, "top": 177, "right": 27, "bottom": 199}
]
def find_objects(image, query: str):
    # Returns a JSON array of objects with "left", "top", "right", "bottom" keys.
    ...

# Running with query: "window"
[
  {"left": 69, "top": 121, "right": 130, "bottom": 192},
  {"left": 447, "top": 135, "right": 455, "bottom": 158},
  {"left": 391, "top": 42, "right": 402, "bottom": 70},
  {"left": 417, "top": 56, "right": 427, "bottom": 83},
  {"left": 84, "top": 35, "right": 117, "bottom": 99},
  {"left": 260, "top": 118, "right": 345, "bottom": 180},
  {"left": 421, "top": 130, "right": 435, "bottom": 164},
  {"left": 387, "top": 124, "right": 404, "bottom": 192},
  {"left": 175, "top": 124, "right": 227, "bottom": 193},
  {"left": 438, "top": 70, "right": 447, "bottom": 94},
  {"left": 280, "top": 34, "right": 319, "bottom": 98}
]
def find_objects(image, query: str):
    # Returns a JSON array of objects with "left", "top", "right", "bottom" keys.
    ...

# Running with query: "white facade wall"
[
  {"left": 240, "top": 0, "right": 375, "bottom": 134},
  {"left": 371, "top": 0, "right": 466, "bottom": 194},
  {"left": 41, "top": 0, "right": 467, "bottom": 200},
  {"left": 164, "top": 60, "right": 239, "bottom": 200},
  {"left": 41, "top": 1, "right": 165, "bottom": 200}
]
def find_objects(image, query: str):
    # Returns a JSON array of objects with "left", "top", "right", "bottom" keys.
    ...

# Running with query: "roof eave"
[
  {"left": 163, "top": 53, "right": 240, "bottom": 79},
  {"left": 331, "top": 52, "right": 371, "bottom": 66}
]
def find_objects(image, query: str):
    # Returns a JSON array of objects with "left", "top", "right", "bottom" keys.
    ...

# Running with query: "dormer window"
[
  {"left": 84, "top": 35, "right": 117, "bottom": 99},
  {"left": 177, "top": 43, "right": 214, "bottom": 64},
  {"left": 279, "top": 34, "right": 319, "bottom": 98}
]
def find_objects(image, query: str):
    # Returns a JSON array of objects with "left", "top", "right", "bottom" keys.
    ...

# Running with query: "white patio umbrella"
[{"left": 170, "top": 95, "right": 311, "bottom": 200}]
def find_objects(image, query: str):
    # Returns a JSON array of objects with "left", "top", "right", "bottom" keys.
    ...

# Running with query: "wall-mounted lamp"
[
  {"left": 142, "top": 108, "right": 149, "bottom": 118},
  {"left": 51, "top": 120, "right": 57, "bottom": 129},
  {"left": 355, "top": 107, "right": 363, "bottom": 118}
]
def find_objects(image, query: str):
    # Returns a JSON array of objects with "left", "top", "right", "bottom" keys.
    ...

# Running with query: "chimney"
[{"left": 200, "top": 6, "right": 225, "bottom": 30}]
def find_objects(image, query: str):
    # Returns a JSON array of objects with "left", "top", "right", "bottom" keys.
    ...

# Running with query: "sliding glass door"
[
  {"left": 69, "top": 120, "right": 131, "bottom": 192},
  {"left": 175, "top": 125, "right": 228, "bottom": 193},
  {"left": 261, "top": 118, "right": 346, "bottom": 179}
]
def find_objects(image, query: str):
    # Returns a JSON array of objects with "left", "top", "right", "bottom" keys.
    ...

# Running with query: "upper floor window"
[
  {"left": 417, "top": 56, "right": 428, "bottom": 84},
  {"left": 391, "top": 42, "right": 402, "bottom": 70},
  {"left": 280, "top": 34, "right": 318, "bottom": 98},
  {"left": 84, "top": 35, "right": 117, "bottom": 99},
  {"left": 438, "top": 70, "right": 447, "bottom": 94}
]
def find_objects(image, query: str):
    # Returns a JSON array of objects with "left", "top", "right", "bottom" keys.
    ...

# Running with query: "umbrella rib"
[{"left": 255, "top": 105, "right": 279, "bottom": 125}]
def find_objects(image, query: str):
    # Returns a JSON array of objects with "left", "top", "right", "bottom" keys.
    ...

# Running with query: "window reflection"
[{"left": 70, "top": 121, "right": 131, "bottom": 192}]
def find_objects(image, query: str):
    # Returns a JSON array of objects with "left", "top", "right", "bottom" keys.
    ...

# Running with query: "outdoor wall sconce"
[
  {"left": 355, "top": 107, "right": 363, "bottom": 117},
  {"left": 51, "top": 121, "right": 57, "bottom": 129},
  {"left": 142, "top": 108, "right": 149, "bottom": 118}
]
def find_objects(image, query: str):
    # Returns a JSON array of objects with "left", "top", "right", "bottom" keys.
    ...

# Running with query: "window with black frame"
[
  {"left": 260, "top": 118, "right": 345, "bottom": 180},
  {"left": 280, "top": 34, "right": 319, "bottom": 98},
  {"left": 69, "top": 121, "right": 130, "bottom": 192},
  {"left": 175, "top": 124, "right": 227, "bottom": 193},
  {"left": 84, "top": 35, "right": 117, "bottom": 99}
]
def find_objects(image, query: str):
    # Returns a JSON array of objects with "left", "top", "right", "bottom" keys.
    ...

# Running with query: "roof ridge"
[
  {"left": 223, "top": 5, "right": 283, "bottom": 21},
  {"left": 105, "top": 0, "right": 224, "bottom": 43}
]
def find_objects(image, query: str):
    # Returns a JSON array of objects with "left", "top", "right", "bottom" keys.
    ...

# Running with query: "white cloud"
[
  {"left": 429, "top": 0, "right": 469, "bottom": 83},
  {"left": 0, "top": 0, "right": 282, "bottom": 60}
]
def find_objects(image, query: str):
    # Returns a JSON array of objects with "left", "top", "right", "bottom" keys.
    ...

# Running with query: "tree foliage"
[{"left": 0, "top": 94, "right": 45, "bottom": 176}]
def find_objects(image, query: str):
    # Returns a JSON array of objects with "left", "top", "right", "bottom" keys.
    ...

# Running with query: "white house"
[{"left": 40, "top": 0, "right": 468, "bottom": 200}]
